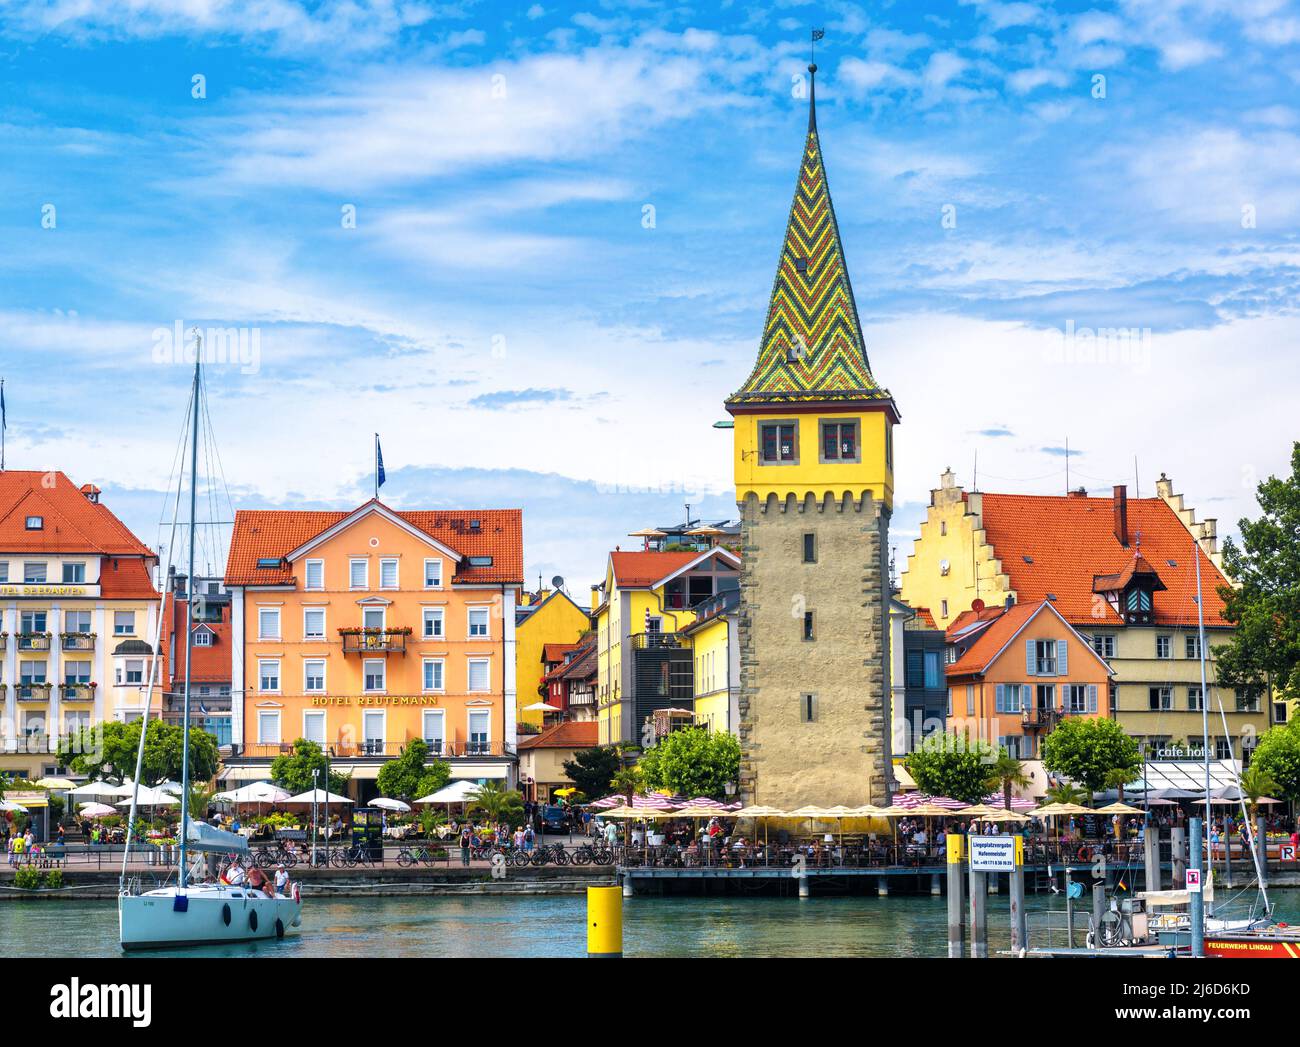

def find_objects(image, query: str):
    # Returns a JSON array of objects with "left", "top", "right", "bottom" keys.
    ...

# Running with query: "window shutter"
[
  {"left": 995, "top": 683, "right": 1005, "bottom": 713},
  {"left": 1057, "top": 639, "right": 1068, "bottom": 676},
  {"left": 1087, "top": 684, "right": 1098, "bottom": 713},
  {"left": 1026, "top": 639, "right": 1036, "bottom": 676}
]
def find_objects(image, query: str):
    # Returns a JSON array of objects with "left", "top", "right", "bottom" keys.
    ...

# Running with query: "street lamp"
[{"left": 311, "top": 767, "right": 319, "bottom": 867}]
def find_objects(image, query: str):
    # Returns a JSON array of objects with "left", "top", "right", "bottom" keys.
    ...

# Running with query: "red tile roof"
[
  {"left": 99, "top": 558, "right": 161, "bottom": 599},
  {"left": 912, "top": 606, "right": 937, "bottom": 628},
  {"left": 608, "top": 550, "right": 701, "bottom": 588},
  {"left": 542, "top": 643, "right": 582, "bottom": 665},
  {"left": 0, "top": 471, "right": 154, "bottom": 556},
  {"left": 945, "top": 600, "right": 1043, "bottom": 676},
  {"left": 517, "top": 720, "right": 599, "bottom": 750},
  {"left": 978, "top": 492, "right": 1230, "bottom": 627},
  {"left": 225, "top": 500, "right": 523, "bottom": 586},
  {"left": 162, "top": 597, "right": 232, "bottom": 686},
  {"left": 558, "top": 643, "right": 596, "bottom": 682}
]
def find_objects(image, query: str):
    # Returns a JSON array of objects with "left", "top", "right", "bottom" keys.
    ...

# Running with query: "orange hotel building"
[{"left": 220, "top": 499, "right": 523, "bottom": 796}]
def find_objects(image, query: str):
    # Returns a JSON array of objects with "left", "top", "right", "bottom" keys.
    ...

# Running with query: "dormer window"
[
  {"left": 468, "top": 556, "right": 493, "bottom": 568},
  {"left": 25, "top": 516, "right": 43, "bottom": 530},
  {"left": 256, "top": 557, "right": 281, "bottom": 569},
  {"left": 794, "top": 256, "right": 808, "bottom": 273}
]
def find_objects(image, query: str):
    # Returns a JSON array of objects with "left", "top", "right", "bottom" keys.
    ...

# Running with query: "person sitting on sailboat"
[
  {"left": 246, "top": 863, "right": 270, "bottom": 896},
  {"left": 223, "top": 859, "right": 246, "bottom": 887}
]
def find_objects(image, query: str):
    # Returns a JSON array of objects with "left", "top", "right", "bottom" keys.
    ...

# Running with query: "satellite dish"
[
  {"left": 939, "top": 558, "right": 951, "bottom": 576},
  {"left": 551, "top": 575, "right": 565, "bottom": 590}
]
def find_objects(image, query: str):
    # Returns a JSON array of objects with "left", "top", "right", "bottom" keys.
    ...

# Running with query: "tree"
[
  {"left": 469, "top": 781, "right": 524, "bottom": 828},
  {"left": 59, "top": 719, "right": 218, "bottom": 787},
  {"left": 1249, "top": 721, "right": 1300, "bottom": 800},
  {"left": 608, "top": 758, "right": 645, "bottom": 850},
  {"left": 904, "top": 733, "right": 996, "bottom": 805},
  {"left": 561, "top": 746, "right": 623, "bottom": 801},
  {"left": 1215, "top": 443, "right": 1300, "bottom": 705},
  {"left": 984, "top": 751, "right": 1030, "bottom": 810},
  {"left": 270, "top": 739, "right": 350, "bottom": 794},
  {"left": 375, "top": 739, "right": 450, "bottom": 801},
  {"left": 1104, "top": 765, "right": 1140, "bottom": 805},
  {"left": 1040, "top": 717, "right": 1140, "bottom": 802},
  {"left": 639, "top": 729, "right": 740, "bottom": 800},
  {"left": 1045, "top": 782, "right": 1088, "bottom": 805}
]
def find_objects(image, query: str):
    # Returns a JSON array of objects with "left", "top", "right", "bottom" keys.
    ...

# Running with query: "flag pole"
[{"left": 374, "top": 433, "right": 379, "bottom": 499}]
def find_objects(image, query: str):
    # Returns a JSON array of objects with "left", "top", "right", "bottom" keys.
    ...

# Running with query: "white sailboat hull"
[{"left": 119, "top": 884, "right": 302, "bottom": 951}]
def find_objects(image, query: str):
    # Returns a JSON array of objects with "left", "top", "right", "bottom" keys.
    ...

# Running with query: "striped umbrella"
[
  {"left": 982, "top": 793, "right": 1037, "bottom": 812},
  {"left": 890, "top": 793, "right": 967, "bottom": 810}
]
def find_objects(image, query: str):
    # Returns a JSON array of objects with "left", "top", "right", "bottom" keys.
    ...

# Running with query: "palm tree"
[
  {"left": 984, "top": 753, "right": 1031, "bottom": 810},
  {"left": 469, "top": 782, "right": 524, "bottom": 828},
  {"left": 1104, "top": 766, "right": 1140, "bottom": 807},
  {"left": 1238, "top": 763, "right": 1278, "bottom": 870},
  {"left": 1045, "top": 782, "right": 1088, "bottom": 805}
]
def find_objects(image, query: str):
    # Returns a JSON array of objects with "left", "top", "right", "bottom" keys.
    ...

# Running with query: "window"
[
  {"left": 820, "top": 420, "right": 859, "bottom": 462},
  {"left": 304, "top": 660, "right": 326, "bottom": 692},
  {"left": 467, "top": 658, "right": 490, "bottom": 692},
  {"left": 258, "top": 711, "right": 281, "bottom": 745},
  {"left": 1149, "top": 686, "right": 1171, "bottom": 711},
  {"left": 1156, "top": 635, "right": 1171, "bottom": 659},
  {"left": 258, "top": 660, "right": 281, "bottom": 692},
  {"left": 802, "top": 533, "right": 816, "bottom": 564},
  {"left": 113, "top": 610, "right": 135, "bottom": 636},
  {"left": 1274, "top": 702, "right": 1289, "bottom": 725},
  {"left": 304, "top": 559, "right": 324, "bottom": 591},
  {"left": 24, "top": 562, "right": 47, "bottom": 583},
  {"left": 303, "top": 711, "right": 326, "bottom": 745},
  {"left": 995, "top": 684, "right": 1023, "bottom": 713},
  {"left": 20, "top": 661, "right": 47, "bottom": 685},
  {"left": 1066, "top": 684, "right": 1097, "bottom": 714},
  {"left": 362, "top": 606, "right": 386, "bottom": 632},
  {"left": 349, "top": 558, "right": 368, "bottom": 589},
  {"left": 1031, "top": 639, "right": 1060, "bottom": 676},
  {"left": 62, "top": 562, "right": 85, "bottom": 583},
  {"left": 923, "top": 651, "right": 941, "bottom": 690},
  {"left": 423, "top": 710, "right": 445, "bottom": 753},
  {"left": 64, "top": 660, "right": 91, "bottom": 685},
  {"left": 999, "top": 735, "right": 1022, "bottom": 759},
  {"left": 1236, "top": 689, "right": 1260, "bottom": 712},
  {"left": 803, "top": 611, "right": 815, "bottom": 641},
  {"left": 363, "top": 711, "right": 385, "bottom": 750},
  {"left": 258, "top": 607, "right": 281, "bottom": 640},
  {"left": 467, "top": 710, "right": 490, "bottom": 754},
  {"left": 21, "top": 610, "right": 47, "bottom": 634},
  {"left": 25, "top": 515, "right": 43, "bottom": 530},
  {"left": 966, "top": 685, "right": 975, "bottom": 716},
  {"left": 303, "top": 608, "right": 326, "bottom": 640},
  {"left": 759, "top": 421, "right": 797, "bottom": 463},
  {"left": 123, "top": 659, "right": 144, "bottom": 685},
  {"left": 422, "top": 608, "right": 444, "bottom": 639},
  {"left": 422, "top": 658, "right": 445, "bottom": 692},
  {"left": 1090, "top": 633, "right": 1116, "bottom": 658},
  {"left": 468, "top": 607, "right": 490, "bottom": 638},
  {"left": 379, "top": 558, "right": 399, "bottom": 588},
  {"left": 800, "top": 692, "right": 818, "bottom": 723},
  {"left": 363, "top": 659, "right": 386, "bottom": 693},
  {"left": 0, "top": 562, "right": 7, "bottom": 582},
  {"left": 905, "top": 650, "right": 923, "bottom": 689},
  {"left": 1188, "top": 685, "right": 1203, "bottom": 711},
  {"left": 424, "top": 559, "right": 443, "bottom": 588},
  {"left": 1184, "top": 634, "right": 1201, "bottom": 659},
  {"left": 65, "top": 610, "right": 91, "bottom": 633},
  {"left": 941, "top": 599, "right": 948, "bottom": 618},
  {"left": 1215, "top": 737, "right": 1234, "bottom": 760},
  {"left": 192, "top": 628, "right": 213, "bottom": 647}
]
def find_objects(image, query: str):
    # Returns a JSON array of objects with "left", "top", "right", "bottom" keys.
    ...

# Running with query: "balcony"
[
  {"left": 16, "top": 682, "right": 53, "bottom": 702},
  {"left": 18, "top": 632, "right": 52, "bottom": 651},
  {"left": 1022, "top": 706, "right": 1062, "bottom": 731},
  {"left": 340, "top": 627, "right": 410, "bottom": 655},
  {"left": 629, "top": 631, "right": 686, "bottom": 650},
  {"left": 61, "top": 632, "right": 96, "bottom": 652},
  {"left": 60, "top": 683, "right": 97, "bottom": 702}
]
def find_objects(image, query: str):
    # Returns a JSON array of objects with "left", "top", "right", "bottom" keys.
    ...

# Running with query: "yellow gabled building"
[
  {"left": 514, "top": 588, "right": 590, "bottom": 729},
  {"left": 592, "top": 547, "right": 741, "bottom": 746}
]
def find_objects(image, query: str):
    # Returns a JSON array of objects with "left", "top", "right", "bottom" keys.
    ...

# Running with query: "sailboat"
[{"left": 118, "top": 347, "right": 302, "bottom": 950}]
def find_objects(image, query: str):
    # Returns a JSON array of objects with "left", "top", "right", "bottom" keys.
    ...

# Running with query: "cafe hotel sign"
[{"left": 0, "top": 583, "right": 92, "bottom": 598}]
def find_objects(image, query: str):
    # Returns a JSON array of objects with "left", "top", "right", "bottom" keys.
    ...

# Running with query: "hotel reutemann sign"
[
  {"left": 969, "top": 835, "right": 1022, "bottom": 872},
  {"left": 309, "top": 696, "right": 446, "bottom": 706},
  {"left": 0, "top": 584, "right": 94, "bottom": 598}
]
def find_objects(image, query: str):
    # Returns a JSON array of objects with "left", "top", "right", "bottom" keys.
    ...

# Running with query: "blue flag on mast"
[{"left": 375, "top": 434, "right": 386, "bottom": 495}]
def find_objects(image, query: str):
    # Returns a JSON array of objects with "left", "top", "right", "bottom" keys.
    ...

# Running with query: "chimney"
[
  {"left": 1004, "top": 593, "right": 1015, "bottom": 609},
  {"left": 1113, "top": 484, "right": 1129, "bottom": 547},
  {"left": 1067, "top": 487, "right": 1087, "bottom": 498}
]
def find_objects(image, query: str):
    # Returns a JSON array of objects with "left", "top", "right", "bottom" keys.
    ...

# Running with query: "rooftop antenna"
[
  {"left": 973, "top": 448, "right": 978, "bottom": 492},
  {"left": 1065, "top": 436, "right": 1070, "bottom": 494},
  {"left": 1134, "top": 456, "right": 1140, "bottom": 499}
]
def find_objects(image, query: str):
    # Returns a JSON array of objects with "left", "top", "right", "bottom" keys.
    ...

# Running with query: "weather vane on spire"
[{"left": 810, "top": 27, "right": 824, "bottom": 70}]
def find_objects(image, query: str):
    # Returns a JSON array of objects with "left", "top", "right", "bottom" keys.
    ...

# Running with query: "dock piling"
[
  {"left": 1143, "top": 823, "right": 1160, "bottom": 891},
  {"left": 968, "top": 859, "right": 988, "bottom": 958},
  {"left": 587, "top": 885, "right": 623, "bottom": 958},
  {"left": 1009, "top": 864, "right": 1026, "bottom": 956},
  {"left": 1171, "top": 825, "right": 1186, "bottom": 887},
  {"left": 947, "top": 836, "right": 965, "bottom": 958}
]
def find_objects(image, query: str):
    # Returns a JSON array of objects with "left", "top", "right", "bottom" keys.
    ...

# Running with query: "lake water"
[{"left": 5, "top": 888, "right": 1295, "bottom": 958}]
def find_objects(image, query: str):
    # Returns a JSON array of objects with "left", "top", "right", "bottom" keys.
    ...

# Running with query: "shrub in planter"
[
  {"left": 14, "top": 866, "right": 42, "bottom": 890},
  {"left": 44, "top": 869, "right": 63, "bottom": 890}
]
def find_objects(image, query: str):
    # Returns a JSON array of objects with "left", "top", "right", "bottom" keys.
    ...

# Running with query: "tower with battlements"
[{"left": 725, "top": 65, "right": 900, "bottom": 808}]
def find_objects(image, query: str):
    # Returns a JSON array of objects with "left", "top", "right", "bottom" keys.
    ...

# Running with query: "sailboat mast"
[
  {"left": 178, "top": 349, "right": 202, "bottom": 889},
  {"left": 1195, "top": 537, "right": 1213, "bottom": 915}
]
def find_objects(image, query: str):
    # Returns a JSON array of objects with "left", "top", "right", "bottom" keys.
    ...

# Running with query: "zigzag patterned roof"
[{"left": 728, "top": 72, "right": 890, "bottom": 408}]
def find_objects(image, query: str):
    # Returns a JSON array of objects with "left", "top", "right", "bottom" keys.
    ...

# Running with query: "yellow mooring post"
[{"left": 587, "top": 885, "right": 623, "bottom": 958}]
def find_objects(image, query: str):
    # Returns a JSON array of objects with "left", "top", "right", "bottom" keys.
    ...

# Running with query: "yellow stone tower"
[{"left": 725, "top": 64, "right": 900, "bottom": 807}]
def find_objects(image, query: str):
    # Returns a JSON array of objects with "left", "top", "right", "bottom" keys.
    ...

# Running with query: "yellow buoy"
[{"left": 587, "top": 885, "right": 623, "bottom": 958}]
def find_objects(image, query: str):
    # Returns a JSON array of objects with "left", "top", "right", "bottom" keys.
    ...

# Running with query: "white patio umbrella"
[
  {"left": 67, "top": 780, "right": 134, "bottom": 800},
  {"left": 282, "top": 788, "right": 353, "bottom": 806},
  {"left": 0, "top": 800, "right": 29, "bottom": 814},
  {"left": 116, "top": 786, "right": 180, "bottom": 807},
  {"left": 214, "top": 781, "right": 291, "bottom": 804},
  {"left": 522, "top": 702, "right": 562, "bottom": 713},
  {"left": 370, "top": 797, "right": 411, "bottom": 813},
  {"left": 414, "top": 780, "right": 481, "bottom": 805},
  {"left": 78, "top": 802, "right": 116, "bottom": 818}
]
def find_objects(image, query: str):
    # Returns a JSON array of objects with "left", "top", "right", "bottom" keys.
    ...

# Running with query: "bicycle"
[
  {"left": 396, "top": 843, "right": 441, "bottom": 867},
  {"left": 254, "top": 842, "right": 300, "bottom": 869},
  {"left": 340, "top": 844, "right": 377, "bottom": 868}
]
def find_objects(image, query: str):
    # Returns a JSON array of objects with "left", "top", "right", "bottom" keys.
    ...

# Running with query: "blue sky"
[{"left": 1, "top": 0, "right": 1298, "bottom": 588}]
